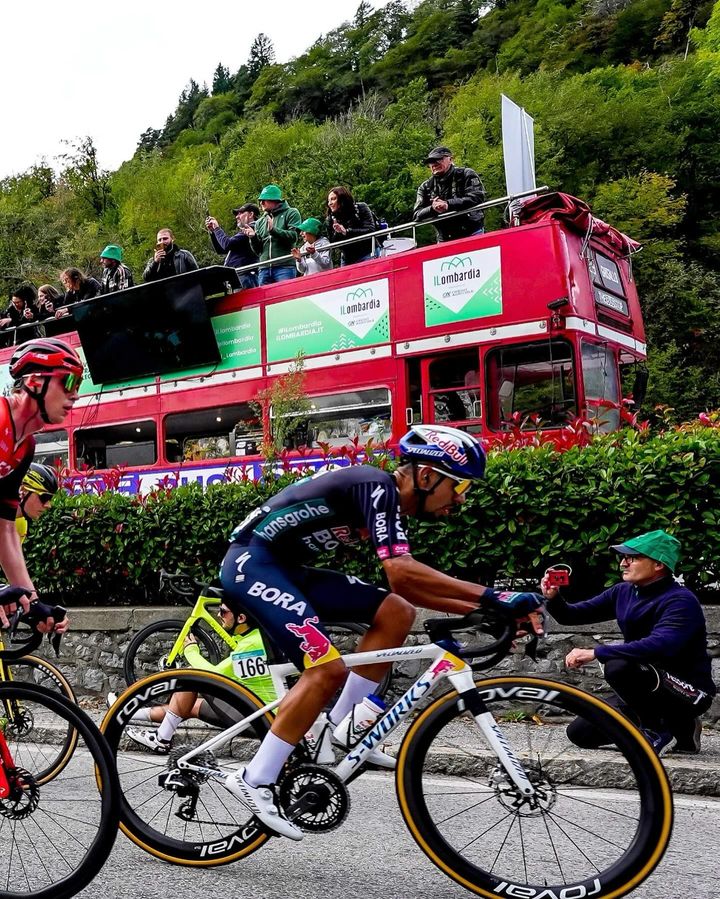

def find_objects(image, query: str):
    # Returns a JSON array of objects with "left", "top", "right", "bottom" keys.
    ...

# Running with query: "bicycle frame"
[
  {"left": 162, "top": 593, "right": 233, "bottom": 668},
  {"left": 174, "top": 641, "right": 536, "bottom": 798}
]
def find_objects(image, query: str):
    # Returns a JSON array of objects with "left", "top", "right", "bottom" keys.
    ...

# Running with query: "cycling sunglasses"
[
  {"left": 428, "top": 466, "right": 473, "bottom": 496},
  {"left": 38, "top": 492, "right": 53, "bottom": 504},
  {"left": 57, "top": 372, "right": 83, "bottom": 393}
]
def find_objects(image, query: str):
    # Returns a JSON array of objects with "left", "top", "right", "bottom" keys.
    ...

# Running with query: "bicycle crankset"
[
  {"left": 489, "top": 763, "right": 557, "bottom": 816},
  {"left": 0, "top": 768, "right": 39, "bottom": 819},
  {"left": 277, "top": 763, "right": 350, "bottom": 833}
]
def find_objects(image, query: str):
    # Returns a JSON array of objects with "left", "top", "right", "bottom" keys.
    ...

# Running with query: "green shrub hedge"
[{"left": 25, "top": 427, "right": 720, "bottom": 606}]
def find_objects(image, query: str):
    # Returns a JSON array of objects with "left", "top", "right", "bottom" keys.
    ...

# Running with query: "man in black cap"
[
  {"left": 205, "top": 205, "right": 262, "bottom": 289},
  {"left": 413, "top": 146, "right": 486, "bottom": 243}
]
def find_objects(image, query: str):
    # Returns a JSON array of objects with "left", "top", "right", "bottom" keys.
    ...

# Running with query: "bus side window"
[
  {"left": 75, "top": 421, "right": 157, "bottom": 468},
  {"left": 485, "top": 341, "right": 576, "bottom": 430}
]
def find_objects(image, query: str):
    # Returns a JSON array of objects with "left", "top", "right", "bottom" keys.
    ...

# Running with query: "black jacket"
[
  {"left": 209, "top": 227, "right": 260, "bottom": 270},
  {"left": 326, "top": 202, "right": 375, "bottom": 264},
  {"left": 143, "top": 246, "right": 199, "bottom": 282},
  {"left": 413, "top": 165, "right": 486, "bottom": 242}
]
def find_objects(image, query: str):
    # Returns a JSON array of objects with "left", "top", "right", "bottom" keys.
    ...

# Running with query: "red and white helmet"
[{"left": 9, "top": 338, "right": 83, "bottom": 381}]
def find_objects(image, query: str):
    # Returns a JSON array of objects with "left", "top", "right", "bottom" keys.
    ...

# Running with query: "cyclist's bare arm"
[
  {"left": 0, "top": 520, "right": 68, "bottom": 634},
  {"left": 381, "top": 554, "right": 487, "bottom": 614},
  {"left": 0, "top": 517, "right": 35, "bottom": 598},
  {"left": 382, "top": 554, "right": 545, "bottom": 635}
]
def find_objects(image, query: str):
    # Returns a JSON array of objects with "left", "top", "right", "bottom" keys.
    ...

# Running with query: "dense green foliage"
[
  {"left": 26, "top": 427, "right": 720, "bottom": 605},
  {"left": 3, "top": 0, "right": 720, "bottom": 415}
]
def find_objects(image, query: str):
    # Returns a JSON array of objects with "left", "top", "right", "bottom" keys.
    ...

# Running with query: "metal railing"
[{"left": 0, "top": 185, "right": 549, "bottom": 346}]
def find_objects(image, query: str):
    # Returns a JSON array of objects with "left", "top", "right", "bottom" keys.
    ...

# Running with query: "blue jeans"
[
  {"left": 239, "top": 272, "right": 258, "bottom": 290},
  {"left": 258, "top": 265, "right": 296, "bottom": 286}
]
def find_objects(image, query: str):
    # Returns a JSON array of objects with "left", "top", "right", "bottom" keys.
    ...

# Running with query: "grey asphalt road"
[{"left": 74, "top": 772, "right": 720, "bottom": 899}]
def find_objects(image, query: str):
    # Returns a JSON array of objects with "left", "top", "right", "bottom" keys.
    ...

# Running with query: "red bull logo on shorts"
[{"left": 285, "top": 616, "right": 340, "bottom": 667}]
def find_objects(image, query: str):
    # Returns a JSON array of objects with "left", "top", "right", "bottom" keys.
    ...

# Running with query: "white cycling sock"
[
  {"left": 157, "top": 709, "right": 184, "bottom": 743},
  {"left": 244, "top": 731, "right": 295, "bottom": 788},
  {"left": 328, "top": 672, "right": 381, "bottom": 726}
]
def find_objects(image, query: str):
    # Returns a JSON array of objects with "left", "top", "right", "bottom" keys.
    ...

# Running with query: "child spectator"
[{"left": 292, "top": 218, "right": 332, "bottom": 276}]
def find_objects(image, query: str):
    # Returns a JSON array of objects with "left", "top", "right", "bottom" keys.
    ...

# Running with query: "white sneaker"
[
  {"left": 127, "top": 728, "right": 171, "bottom": 754},
  {"left": 106, "top": 691, "right": 118, "bottom": 709},
  {"left": 224, "top": 767, "right": 303, "bottom": 841}
]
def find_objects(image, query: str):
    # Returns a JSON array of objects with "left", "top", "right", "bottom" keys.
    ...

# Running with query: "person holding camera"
[
  {"left": 541, "top": 529, "right": 716, "bottom": 757},
  {"left": 35, "top": 285, "right": 66, "bottom": 321},
  {"left": 142, "top": 228, "right": 198, "bottom": 283},
  {"left": 292, "top": 218, "right": 332, "bottom": 276},
  {"left": 206, "top": 204, "right": 262, "bottom": 289},
  {"left": 254, "top": 184, "right": 302, "bottom": 285}
]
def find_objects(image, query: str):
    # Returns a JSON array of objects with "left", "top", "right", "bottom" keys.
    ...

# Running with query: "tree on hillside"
[
  {"left": 162, "top": 80, "right": 209, "bottom": 145},
  {"left": 248, "top": 33, "right": 276, "bottom": 79},
  {"left": 212, "top": 63, "right": 233, "bottom": 95},
  {"left": 59, "top": 137, "right": 114, "bottom": 220}
]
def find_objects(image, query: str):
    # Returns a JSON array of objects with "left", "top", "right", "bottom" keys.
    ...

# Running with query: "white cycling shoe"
[
  {"left": 224, "top": 767, "right": 303, "bottom": 841},
  {"left": 126, "top": 727, "right": 171, "bottom": 754}
]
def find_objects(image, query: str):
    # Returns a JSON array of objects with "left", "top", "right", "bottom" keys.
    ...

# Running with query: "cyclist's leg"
[{"left": 299, "top": 566, "right": 414, "bottom": 722}]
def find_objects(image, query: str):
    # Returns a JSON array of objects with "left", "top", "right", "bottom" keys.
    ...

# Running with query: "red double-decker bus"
[{"left": 0, "top": 195, "right": 646, "bottom": 493}]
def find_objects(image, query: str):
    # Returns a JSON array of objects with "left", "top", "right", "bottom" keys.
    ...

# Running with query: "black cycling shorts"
[{"left": 220, "top": 541, "right": 387, "bottom": 670}]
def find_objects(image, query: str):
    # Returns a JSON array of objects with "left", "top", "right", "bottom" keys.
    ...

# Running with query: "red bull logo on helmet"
[
  {"left": 285, "top": 616, "right": 340, "bottom": 667},
  {"left": 425, "top": 429, "right": 468, "bottom": 465}
]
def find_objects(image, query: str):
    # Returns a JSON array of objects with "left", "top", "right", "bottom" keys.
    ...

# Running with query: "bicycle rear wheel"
[
  {"left": 123, "top": 618, "right": 222, "bottom": 685},
  {"left": 396, "top": 676, "right": 673, "bottom": 899},
  {"left": 0, "top": 682, "right": 120, "bottom": 899},
  {"left": 102, "top": 669, "right": 274, "bottom": 866},
  {"left": 1, "top": 655, "right": 78, "bottom": 783}
]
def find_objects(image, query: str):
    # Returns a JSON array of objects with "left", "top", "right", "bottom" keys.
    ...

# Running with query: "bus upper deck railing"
[{"left": 0, "top": 186, "right": 548, "bottom": 348}]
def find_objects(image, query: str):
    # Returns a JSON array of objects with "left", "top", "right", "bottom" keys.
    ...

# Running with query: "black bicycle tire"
[
  {"left": 1, "top": 655, "right": 78, "bottom": 784},
  {"left": 0, "top": 682, "right": 120, "bottom": 899},
  {"left": 123, "top": 618, "right": 222, "bottom": 685},
  {"left": 102, "top": 669, "right": 275, "bottom": 866},
  {"left": 396, "top": 675, "right": 673, "bottom": 899}
]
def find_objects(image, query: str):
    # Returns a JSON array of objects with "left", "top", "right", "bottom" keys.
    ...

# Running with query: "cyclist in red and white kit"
[
  {"left": 0, "top": 338, "right": 83, "bottom": 632},
  {"left": 219, "top": 424, "right": 544, "bottom": 839}
]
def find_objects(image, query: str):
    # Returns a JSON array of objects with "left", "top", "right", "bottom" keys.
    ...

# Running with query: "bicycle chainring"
[
  {"left": 277, "top": 763, "right": 350, "bottom": 833},
  {"left": 0, "top": 768, "right": 40, "bottom": 819}
]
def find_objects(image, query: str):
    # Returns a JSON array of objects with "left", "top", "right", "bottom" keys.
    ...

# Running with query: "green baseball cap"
[
  {"left": 299, "top": 217, "right": 322, "bottom": 236},
  {"left": 610, "top": 529, "right": 680, "bottom": 573}
]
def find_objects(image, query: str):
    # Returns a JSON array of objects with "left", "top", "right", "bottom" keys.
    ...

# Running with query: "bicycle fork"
[{"left": 448, "top": 669, "right": 536, "bottom": 799}]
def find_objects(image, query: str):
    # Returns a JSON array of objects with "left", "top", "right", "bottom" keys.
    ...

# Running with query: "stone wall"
[{"left": 41, "top": 605, "right": 720, "bottom": 724}]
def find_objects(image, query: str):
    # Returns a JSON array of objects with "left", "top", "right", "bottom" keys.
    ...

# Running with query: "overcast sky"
[{"left": 1, "top": 0, "right": 393, "bottom": 181}]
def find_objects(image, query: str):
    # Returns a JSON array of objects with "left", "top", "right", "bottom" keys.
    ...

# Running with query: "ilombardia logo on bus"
[{"left": 434, "top": 255, "right": 484, "bottom": 285}]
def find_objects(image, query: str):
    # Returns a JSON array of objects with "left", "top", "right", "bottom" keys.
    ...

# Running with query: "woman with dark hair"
[
  {"left": 59, "top": 267, "right": 101, "bottom": 311},
  {"left": 0, "top": 285, "right": 38, "bottom": 336},
  {"left": 325, "top": 186, "right": 376, "bottom": 266}
]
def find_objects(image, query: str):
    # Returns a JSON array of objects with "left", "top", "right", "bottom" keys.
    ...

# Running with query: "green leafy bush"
[{"left": 25, "top": 428, "right": 720, "bottom": 606}]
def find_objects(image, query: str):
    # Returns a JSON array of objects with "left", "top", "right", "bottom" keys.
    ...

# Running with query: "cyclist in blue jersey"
[{"left": 219, "top": 424, "right": 544, "bottom": 840}]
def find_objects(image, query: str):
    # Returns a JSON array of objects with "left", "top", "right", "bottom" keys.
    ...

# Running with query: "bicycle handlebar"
[
  {"left": 0, "top": 603, "right": 67, "bottom": 660},
  {"left": 424, "top": 603, "right": 540, "bottom": 671}
]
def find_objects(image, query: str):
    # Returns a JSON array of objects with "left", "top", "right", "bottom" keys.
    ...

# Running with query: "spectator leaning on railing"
[
  {"left": 206, "top": 204, "right": 261, "bottom": 289},
  {"left": 325, "top": 186, "right": 377, "bottom": 266},
  {"left": 60, "top": 268, "right": 101, "bottom": 311},
  {"left": 142, "top": 228, "right": 199, "bottom": 283},
  {"left": 99, "top": 244, "right": 134, "bottom": 294},
  {"left": 413, "top": 146, "right": 486, "bottom": 243},
  {"left": 35, "top": 285, "right": 65, "bottom": 321},
  {"left": 0, "top": 285, "right": 38, "bottom": 331}
]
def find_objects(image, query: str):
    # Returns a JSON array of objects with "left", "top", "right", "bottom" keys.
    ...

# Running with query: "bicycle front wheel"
[
  {"left": 1, "top": 655, "right": 78, "bottom": 783},
  {"left": 102, "top": 669, "right": 274, "bottom": 866},
  {"left": 123, "top": 617, "right": 222, "bottom": 685},
  {"left": 396, "top": 676, "right": 673, "bottom": 899},
  {"left": 0, "top": 682, "right": 120, "bottom": 899}
]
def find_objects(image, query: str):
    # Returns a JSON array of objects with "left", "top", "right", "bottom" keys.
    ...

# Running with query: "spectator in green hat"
[
  {"left": 99, "top": 244, "right": 134, "bottom": 294},
  {"left": 291, "top": 218, "right": 332, "bottom": 276},
  {"left": 541, "top": 529, "right": 716, "bottom": 757},
  {"left": 254, "top": 185, "right": 302, "bottom": 286}
]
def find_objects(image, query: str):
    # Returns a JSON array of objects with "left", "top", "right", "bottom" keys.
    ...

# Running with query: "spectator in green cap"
[
  {"left": 99, "top": 244, "right": 134, "bottom": 294},
  {"left": 291, "top": 218, "right": 332, "bottom": 276},
  {"left": 541, "top": 529, "right": 716, "bottom": 757},
  {"left": 254, "top": 185, "right": 301, "bottom": 286}
]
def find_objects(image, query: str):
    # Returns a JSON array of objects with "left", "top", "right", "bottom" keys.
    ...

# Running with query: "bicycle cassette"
[{"left": 277, "top": 763, "right": 350, "bottom": 833}]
